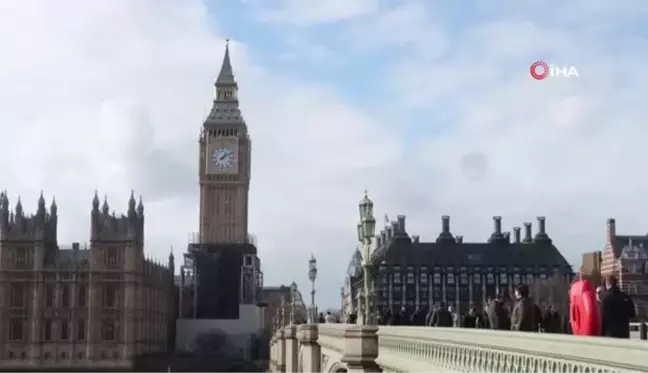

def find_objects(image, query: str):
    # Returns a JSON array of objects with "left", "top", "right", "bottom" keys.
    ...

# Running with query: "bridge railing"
[{"left": 269, "top": 322, "right": 648, "bottom": 373}]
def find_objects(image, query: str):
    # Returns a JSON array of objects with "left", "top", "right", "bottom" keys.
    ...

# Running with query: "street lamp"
[
  {"left": 280, "top": 295, "right": 286, "bottom": 327},
  {"left": 308, "top": 255, "right": 317, "bottom": 323},
  {"left": 290, "top": 282, "right": 297, "bottom": 324},
  {"left": 357, "top": 191, "right": 376, "bottom": 325}
]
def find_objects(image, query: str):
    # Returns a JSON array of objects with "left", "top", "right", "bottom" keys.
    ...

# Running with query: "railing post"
[
  {"left": 269, "top": 334, "right": 275, "bottom": 372},
  {"left": 640, "top": 322, "right": 647, "bottom": 340},
  {"left": 341, "top": 325, "right": 381, "bottom": 373},
  {"left": 278, "top": 327, "right": 287, "bottom": 372},
  {"left": 297, "top": 324, "right": 320, "bottom": 373},
  {"left": 284, "top": 325, "right": 299, "bottom": 372}
]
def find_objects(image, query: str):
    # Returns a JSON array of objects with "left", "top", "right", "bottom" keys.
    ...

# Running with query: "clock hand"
[{"left": 220, "top": 153, "right": 229, "bottom": 161}]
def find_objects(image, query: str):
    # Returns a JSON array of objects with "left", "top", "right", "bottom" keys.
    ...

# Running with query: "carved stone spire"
[
  {"left": 137, "top": 196, "right": 144, "bottom": 216},
  {"left": 102, "top": 196, "right": 109, "bottom": 215},
  {"left": 15, "top": 196, "right": 22, "bottom": 217},
  {"left": 92, "top": 190, "right": 100, "bottom": 211},
  {"left": 216, "top": 39, "right": 236, "bottom": 86}
]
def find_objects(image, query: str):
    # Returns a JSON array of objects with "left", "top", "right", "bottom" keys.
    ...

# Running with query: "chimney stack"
[
  {"left": 455, "top": 235, "right": 463, "bottom": 244},
  {"left": 397, "top": 215, "right": 406, "bottom": 234},
  {"left": 493, "top": 216, "right": 502, "bottom": 234},
  {"left": 375, "top": 235, "right": 382, "bottom": 248},
  {"left": 537, "top": 216, "right": 546, "bottom": 235},
  {"left": 523, "top": 222, "right": 532, "bottom": 243},
  {"left": 380, "top": 230, "right": 386, "bottom": 244},
  {"left": 386, "top": 226, "right": 393, "bottom": 240},
  {"left": 391, "top": 221, "right": 398, "bottom": 235},
  {"left": 72, "top": 242, "right": 79, "bottom": 251},
  {"left": 442, "top": 215, "right": 450, "bottom": 234},
  {"left": 607, "top": 218, "right": 616, "bottom": 243},
  {"left": 513, "top": 227, "right": 521, "bottom": 243},
  {"left": 412, "top": 235, "right": 420, "bottom": 243},
  {"left": 503, "top": 232, "right": 510, "bottom": 243}
]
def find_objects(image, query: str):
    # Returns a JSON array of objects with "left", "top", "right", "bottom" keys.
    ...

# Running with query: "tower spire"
[{"left": 216, "top": 39, "right": 236, "bottom": 86}]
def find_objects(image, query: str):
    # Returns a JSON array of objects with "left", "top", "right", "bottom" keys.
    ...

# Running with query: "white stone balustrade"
[{"left": 269, "top": 322, "right": 648, "bottom": 373}]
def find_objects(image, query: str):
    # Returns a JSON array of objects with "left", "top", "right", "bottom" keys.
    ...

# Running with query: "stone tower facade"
[
  {"left": 0, "top": 191, "right": 175, "bottom": 370},
  {"left": 198, "top": 41, "right": 251, "bottom": 244}
]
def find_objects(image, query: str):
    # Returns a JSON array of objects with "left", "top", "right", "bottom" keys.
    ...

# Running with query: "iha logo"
[{"left": 529, "top": 61, "right": 580, "bottom": 80}]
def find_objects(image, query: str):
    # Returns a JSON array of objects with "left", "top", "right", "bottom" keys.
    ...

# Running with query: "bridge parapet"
[{"left": 270, "top": 322, "right": 648, "bottom": 373}]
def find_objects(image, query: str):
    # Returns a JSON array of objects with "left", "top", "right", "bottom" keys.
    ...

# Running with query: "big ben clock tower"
[{"left": 199, "top": 41, "right": 251, "bottom": 244}]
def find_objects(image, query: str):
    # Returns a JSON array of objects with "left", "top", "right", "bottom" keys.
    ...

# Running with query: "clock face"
[{"left": 212, "top": 147, "right": 235, "bottom": 169}]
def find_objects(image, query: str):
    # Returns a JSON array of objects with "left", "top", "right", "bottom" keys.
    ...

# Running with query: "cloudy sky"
[{"left": 1, "top": 0, "right": 647, "bottom": 308}]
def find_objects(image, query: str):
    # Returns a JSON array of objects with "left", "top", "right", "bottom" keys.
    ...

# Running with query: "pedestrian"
[
  {"left": 410, "top": 306, "right": 426, "bottom": 326},
  {"left": 447, "top": 305, "right": 459, "bottom": 327},
  {"left": 487, "top": 294, "right": 510, "bottom": 330},
  {"left": 600, "top": 275, "right": 635, "bottom": 338},
  {"left": 324, "top": 311, "right": 336, "bottom": 323},
  {"left": 425, "top": 305, "right": 436, "bottom": 326},
  {"left": 511, "top": 283, "right": 535, "bottom": 332},
  {"left": 463, "top": 308, "right": 477, "bottom": 328},
  {"left": 430, "top": 302, "right": 453, "bottom": 327}
]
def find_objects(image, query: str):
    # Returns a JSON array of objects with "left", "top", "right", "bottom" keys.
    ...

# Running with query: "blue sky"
[{"left": 1, "top": 0, "right": 648, "bottom": 309}]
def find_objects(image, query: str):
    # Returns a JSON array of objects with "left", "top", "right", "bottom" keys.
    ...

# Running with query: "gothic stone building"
[
  {"left": 601, "top": 218, "right": 648, "bottom": 318},
  {"left": 0, "top": 192, "right": 175, "bottom": 371},
  {"left": 346, "top": 215, "right": 573, "bottom": 317}
]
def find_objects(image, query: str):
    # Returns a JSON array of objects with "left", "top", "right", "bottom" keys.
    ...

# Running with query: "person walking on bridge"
[
  {"left": 511, "top": 283, "right": 535, "bottom": 332},
  {"left": 600, "top": 275, "right": 635, "bottom": 338}
]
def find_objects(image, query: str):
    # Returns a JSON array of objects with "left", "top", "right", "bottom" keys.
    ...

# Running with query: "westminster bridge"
[{"left": 269, "top": 322, "right": 648, "bottom": 373}]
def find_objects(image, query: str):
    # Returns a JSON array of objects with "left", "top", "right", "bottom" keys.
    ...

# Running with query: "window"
[
  {"left": 101, "top": 321, "right": 115, "bottom": 341},
  {"left": 393, "top": 266, "right": 401, "bottom": 285},
  {"left": 447, "top": 273, "right": 455, "bottom": 285},
  {"left": 460, "top": 270, "right": 468, "bottom": 285},
  {"left": 103, "top": 286, "right": 116, "bottom": 308},
  {"left": 78, "top": 286, "right": 87, "bottom": 308},
  {"left": 77, "top": 321, "right": 85, "bottom": 341},
  {"left": 10, "top": 284, "right": 25, "bottom": 307},
  {"left": 105, "top": 248, "right": 118, "bottom": 267},
  {"left": 46, "top": 285, "right": 54, "bottom": 307},
  {"left": 473, "top": 267, "right": 481, "bottom": 284},
  {"left": 419, "top": 269, "right": 428, "bottom": 284},
  {"left": 433, "top": 273, "right": 441, "bottom": 284},
  {"left": 9, "top": 319, "right": 23, "bottom": 341},
  {"left": 499, "top": 273, "right": 508, "bottom": 284},
  {"left": 486, "top": 272, "right": 494, "bottom": 284},
  {"left": 60, "top": 321, "right": 69, "bottom": 340},
  {"left": 44, "top": 320, "right": 52, "bottom": 341},
  {"left": 61, "top": 286, "right": 69, "bottom": 308},
  {"left": 525, "top": 274, "right": 534, "bottom": 283},
  {"left": 407, "top": 266, "right": 415, "bottom": 284}
]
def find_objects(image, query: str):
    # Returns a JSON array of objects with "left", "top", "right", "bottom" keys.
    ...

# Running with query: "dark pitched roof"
[
  {"left": 370, "top": 237, "right": 570, "bottom": 269},
  {"left": 612, "top": 235, "right": 648, "bottom": 258}
]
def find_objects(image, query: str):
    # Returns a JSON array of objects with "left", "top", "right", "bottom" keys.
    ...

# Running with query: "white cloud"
[
  {"left": 250, "top": 0, "right": 379, "bottom": 26},
  {"left": 2, "top": 0, "right": 648, "bottom": 309},
  {"left": 0, "top": 0, "right": 401, "bottom": 308}
]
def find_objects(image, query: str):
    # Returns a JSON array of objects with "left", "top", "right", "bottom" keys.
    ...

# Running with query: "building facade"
[
  {"left": 345, "top": 214, "right": 573, "bottom": 319},
  {"left": 261, "top": 284, "right": 308, "bottom": 328},
  {"left": 0, "top": 192, "right": 175, "bottom": 370},
  {"left": 579, "top": 250, "right": 603, "bottom": 286},
  {"left": 601, "top": 218, "right": 648, "bottom": 319}
]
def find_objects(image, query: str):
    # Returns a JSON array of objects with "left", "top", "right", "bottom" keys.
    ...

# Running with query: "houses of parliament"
[
  {"left": 0, "top": 42, "right": 259, "bottom": 371},
  {"left": 0, "top": 191, "right": 175, "bottom": 370}
]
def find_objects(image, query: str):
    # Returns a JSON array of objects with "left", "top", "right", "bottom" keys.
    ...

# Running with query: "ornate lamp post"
[
  {"left": 357, "top": 191, "right": 376, "bottom": 325},
  {"left": 308, "top": 255, "right": 317, "bottom": 323},
  {"left": 290, "top": 282, "right": 297, "bottom": 324},
  {"left": 280, "top": 295, "right": 286, "bottom": 327}
]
